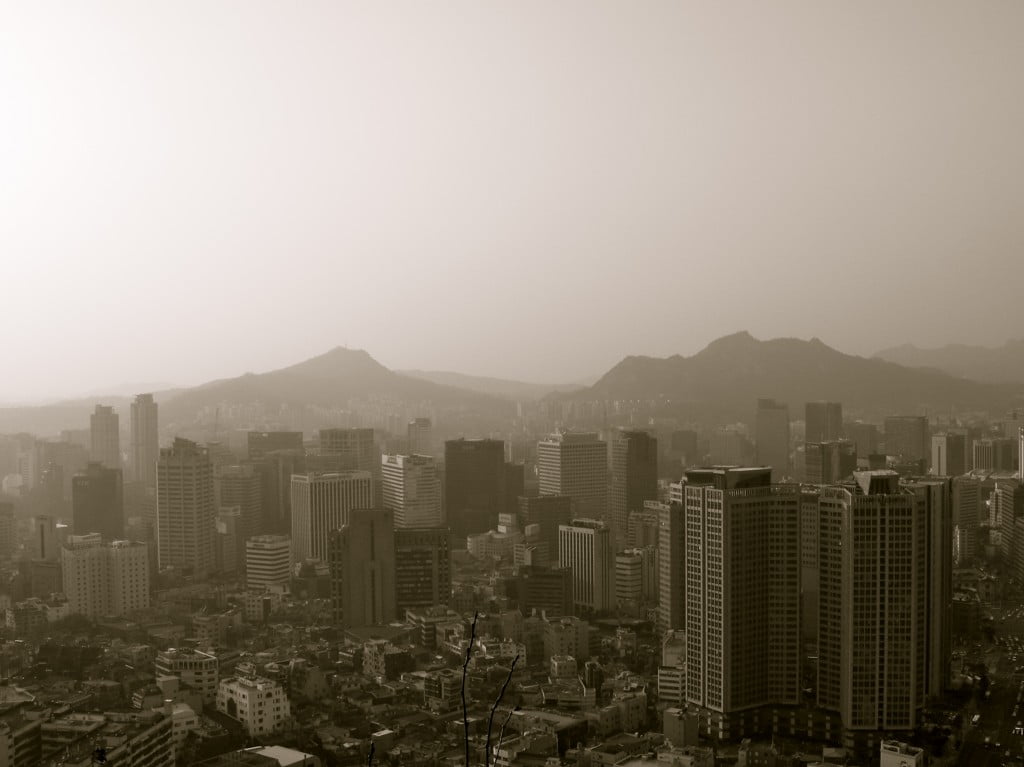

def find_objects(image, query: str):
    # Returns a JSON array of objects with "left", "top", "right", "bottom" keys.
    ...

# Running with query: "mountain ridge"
[{"left": 874, "top": 339, "right": 1024, "bottom": 384}]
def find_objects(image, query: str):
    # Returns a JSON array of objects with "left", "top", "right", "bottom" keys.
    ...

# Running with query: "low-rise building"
[{"left": 216, "top": 673, "right": 291, "bottom": 737}]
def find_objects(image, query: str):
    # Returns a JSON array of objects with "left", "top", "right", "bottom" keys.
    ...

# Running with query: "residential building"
[
  {"left": 217, "top": 673, "right": 290, "bottom": 737},
  {"left": 156, "top": 438, "right": 215, "bottom": 575},
  {"left": 61, "top": 534, "right": 150, "bottom": 618},
  {"left": 129, "top": 393, "right": 159, "bottom": 488}
]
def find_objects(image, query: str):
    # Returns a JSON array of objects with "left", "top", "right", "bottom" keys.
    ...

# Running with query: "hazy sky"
[{"left": 3, "top": 2, "right": 1023, "bottom": 401}]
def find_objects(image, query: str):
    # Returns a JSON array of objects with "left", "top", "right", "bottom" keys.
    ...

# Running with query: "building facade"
[{"left": 290, "top": 471, "right": 373, "bottom": 562}]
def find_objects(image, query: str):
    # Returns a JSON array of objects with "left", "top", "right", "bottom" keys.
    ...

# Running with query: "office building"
[
  {"left": 394, "top": 527, "right": 451, "bottom": 612},
  {"left": 217, "top": 673, "right": 291, "bottom": 737},
  {"left": 216, "top": 464, "right": 263, "bottom": 551},
  {"left": 818, "top": 471, "right": 950, "bottom": 733},
  {"left": 290, "top": 471, "right": 373, "bottom": 562},
  {"left": 516, "top": 566, "right": 573, "bottom": 617},
  {"left": 328, "top": 508, "right": 397, "bottom": 627},
  {"left": 538, "top": 431, "right": 608, "bottom": 522},
  {"left": 683, "top": 467, "right": 801, "bottom": 738},
  {"left": 952, "top": 475, "right": 980, "bottom": 566},
  {"left": 931, "top": 432, "right": 966, "bottom": 477},
  {"left": 61, "top": 534, "right": 150, "bottom": 618},
  {"left": 755, "top": 398, "right": 790, "bottom": 475},
  {"left": 806, "top": 402, "right": 843, "bottom": 444},
  {"left": 71, "top": 462, "right": 124, "bottom": 541},
  {"left": 247, "top": 448, "right": 305, "bottom": 534},
  {"left": 518, "top": 495, "right": 572, "bottom": 561},
  {"left": 804, "top": 440, "right": 857, "bottom": 485},
  {"left": 34, "top": 514, "right": 60, "bottom": 561},
  {"left": 408, "top": 417, "right": 433, "bottom": 456},
  {"left": 973, "top": 437, "right": 1019, "bottom": 473},
  {"left": 130, "top": 393, "right": 159, "bottom": 488},
  {"left": 559, "top": 519, "right": 615, "bottom": 614},
  {"left": 609, "top": 429, "right": 658, "bottom": 550},
  {"left": 995, "top": 479, "right": 1024, "bottom": 563},
  {"left": 90, "top": 404, "right": 121, "bottom": 470},
  {"left": 658, "top": 500, "right": 686, "bottom": 632},
  {"left": 382, "top": 454, "right": 442, "bottom": 528},
  {"left": 846, "top": 422, "right": 879, "bottom": 458},
  {"left": 884, "top": 416, "right": 930, "bottom": 467},
  {"left": 318, "top": 428, "right": 378, "bottom": 473},
  {"left": 156, "top": 438, "right": 216, "bottom": 576},
  {"left": 245, "top": 534, "right": 292, "bottom": 591},
  {"left": 616, "top": 547, "right": 656, "bottom": 615},
  {"left": 0, "top": 501, "right": 14, "bottom": 558},
  {"left": 445, "top": 438, "right": 508, "bottom": 539},
  {"left": 247, "top": 431, "right": 303, "bottom": 460}
]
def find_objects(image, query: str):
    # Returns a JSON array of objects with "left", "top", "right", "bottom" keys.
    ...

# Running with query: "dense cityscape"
[{"left": 0, "top": 337, "right": 1021, "bottom": 767}]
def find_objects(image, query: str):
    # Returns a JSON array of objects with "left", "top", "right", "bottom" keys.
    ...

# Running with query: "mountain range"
[
  {"left": 874, "top": 339, "right": 1024, "bottom": 384},
  {"left": 2, "top": 333, "right": 1022, "bottom": 436}
]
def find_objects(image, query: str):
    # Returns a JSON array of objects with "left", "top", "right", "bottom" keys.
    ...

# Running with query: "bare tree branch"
[
  {"left": 494, "top": 703, "right": 518, "bottom": 765},
  {"left": 485, "top": 654, "right": 520, "bottom": 767},
  {"left": 367, "top": 741, "right": 376, "bottom": 767},
  {"left": 462, "top": 612, "right": 479, "bottom": 767}
]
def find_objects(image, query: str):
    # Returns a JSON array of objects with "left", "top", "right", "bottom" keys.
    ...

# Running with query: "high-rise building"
[
  {"left": 806, "top": 402, "right": 843, "bottom": 444},
  {"left": 290, "top": 471, "right": 373, "bottom": 562},
  {"left": 319, "top": 428, "right": 379, "bottom": 473},
  {"left": 615, "top": 547, "right": 656, "bottom": 615},
  {"left": 931, "top": 432, "right": 966, "bottom": 477},
  {"left": 394, "top": 527, "right": 451, "bottom": 613},
  {"left": 755, "top": 398, "right": 790, "bottom": 476},
  {"left": 657, "top": 500, "right": 685, "bottom": 632},
  {"left": 71, "top": 462, "right": 124, "bottom": 541},
  {"left": 683, "top": 467, "right": 801, "bottom": 738},
  {"left": 34, "top": 514, "right": 60, "bottom": 561},
  {"left": 518, "top": 495, "right": 572, "bottom": 562},
  {"left": 382, "top": 454, "right": 442, "bottom": 528},
  {"left": 609, "top": 430, "right": 658, "bottom": 550},
  {"left": 156, "top": 438, "right": 215, "bottom": 576},
  {"left": 0, "top": 501, "right": 14, "bottom": 559},
  {"left": 804, "top": 440, "right": 857, "bottom": 485},
  {"left": 516, "top": 566, "right": 574, "bottom": 617},
  {"left": 247, "top": 431, "right": 304, "bottom": 461},
  {"left": 328, "top": 508, "right": 397, "bottom": 627},
  {"left": 538, "top": 432, "right": 607, "bottom": 522},
  {"left": 407, "top": 418, "right": 433, "bottom": 456},
  {"left": 245, "top": 534, "right": 292, "bottom": 591},
  {"left": 90, "top": 404, "right": 121, "bottom": 470},
  {"left": 846, "top": 422, "right": 879, "bottom": 458},
  {"left": 818, "top": 471, "right": 950, "bottom": 732},
  {"left": 799, "top": 486, "right": 821, "bottom": 641},
  {"left": 216, "top": 464, "right": 263, "bottom": 552},
  {"left": 247, "top": 448, "right": 305, "bottom": 535},
  {"left": 884, "top": 416, "right": 930, "bottom": 467},
  {"left": 973, "top": 437, "right": 1019, "bottom": 473},
  {"left": 444, "top": 438, "right": 507, "bottom": 540},
  {"left": 995, "top": 479, "right": 1024, "bottom": 562},
  {"left": 559, "top": 519, "right": 615, "bottom": 614},
  {"left": 61, "top": 534, "right": 150, "bottom": 618},
  {"left": 952, "top": 475, "right": 980, "bottom": 566},
  {"left": 130, "top": 393, "right": 159, "bottom": 488}
]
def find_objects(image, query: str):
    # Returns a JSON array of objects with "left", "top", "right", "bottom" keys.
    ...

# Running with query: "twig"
[
  {"left": 462, "top": 612, "right": 479, "bottom": 767},
  {"left": 367, "top": 741, "right": 375, "bottom": 767},
  {"left": 484, "top": 654, "right": 520, "bottom": 767},
  {"left": 494, "top": 704, "right": 518, "bottom": 764}
]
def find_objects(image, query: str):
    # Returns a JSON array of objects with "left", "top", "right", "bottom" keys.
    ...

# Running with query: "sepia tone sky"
[{"left": 2, "top": 1, "right": 1023, "bottom": 401}]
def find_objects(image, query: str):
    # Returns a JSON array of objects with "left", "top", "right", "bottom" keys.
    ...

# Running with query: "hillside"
[
  {"left": 874, "top": 340, "right": 1024, "bottom": 384},
  {"left": 399, "top": 369, "right": 583, "bottom": 400},
  {"left": 565, "top": 331, "right": 1024, "bottom": 422}
]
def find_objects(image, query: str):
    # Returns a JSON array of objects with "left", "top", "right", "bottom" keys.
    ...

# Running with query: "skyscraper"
[
  {"left": 245, "top": 534, "right": 292, "bottom": 591},
  {"left": 444, "top": 438, "right": 507, "bottom": 540},
  {"left": 247, "top": 431, "right": 304, "bottom": 460},
  {"left": 657, "top": 500, "right": 685, "bottom": 632},
  {"left": 61, "top": 534, "right": 150, "bottom": 618},
  {"left": 381, "top": 454, "right": 442, "bottom": 528},
  {"left": 683, "top": 467, "right": 801, "bottom": 739},
  {"left": 156, "top": 438, "right": 216, "bottom": 576},
  {"left": 90, "top": 404, "right": 121, "bottom": 470},
  {"left": 931, "top": 432, "right": 966, "bottom": 477},
  {"left": 216, "top": 464, "right": 263, "bottom": 551},
  {"left": 804, "top": 440, "right": 857, "bottom": 484},
  {"left": 952, "top": 475, "right": 980, "bottom": 566},
  {"left": 805, "top": 401, "right": 843, "bottom": 444},
  {"left": 755, "top": 398, "right": 790, "bottom": 475},
  {"left": 559, "top": 518, "right": 615, "bottom": 614},
  {"left": 290, "top": 471, "right": 374, "bottom": 562},
  {"left": 129, "top": 393, "right": 159, "bottom": 488},
  {"left": 538, "top": 431, "right": 607, "bottom": 522},
  {"left": 328, "top": 507, "right": 397, "bottom": 627},
  {"left": 319, "top": 428, "right": 379, "bottom": 473},
  {"left": 883, "top": 416, "right": 930, "bottom": 467},
  {"left": 818, "top": 471, "right": 950, "bottom": 732},
  {"left": 407, "top": 418, "right": 433, "bottom": 456},
  {"left": 609, "top": 429, "right": 658, "bottom": 550},
  {"left": 517, "top": 495, "right": 572, "bottom": 563},
  {"left": 71, "top": 462, "right": 124, "bottom": 541},
  {"left": 394, "top": 527, "right": 451, "bottom": 612}
]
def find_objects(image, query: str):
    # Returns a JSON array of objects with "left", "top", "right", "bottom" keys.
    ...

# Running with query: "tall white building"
[
  {"left": 90, "top": 404, "right": 121, "bottom": 470},
  {"left": 157, "top": 438, "right": 215, "bottom": 576},
  {"left": 381, "top": 454, "right": 442, "bottom": 528},
  {"left": 538, "top": 431, "right": 608, "bottom": 521},
  {"left": 130, "top": 393, "right": 159, "bottom": 488},
  {"left": 217, "top": 672, "right": 291, "bottom": 736},
  {"left": 558, "top": 518, "right": 615, "bottom": 613},
  {"left": 408, "top": 418, "right": 433, "bottom": 456},
  {"left": 290, "top": 471, "right": 373, "bottom": 561},
  {"left": 683, "top": 467, "right": 801, "bottom": 739},
  {"left": 61, "top": 534, "right": 150, "bottom": 618},
  {"left": 246, "top": 534, "right": 292, "bottom": 590}
]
